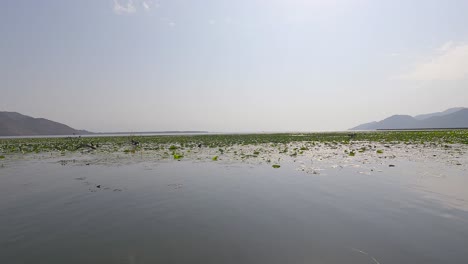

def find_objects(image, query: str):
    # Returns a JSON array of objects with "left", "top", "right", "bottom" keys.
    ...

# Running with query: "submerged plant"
[{"left": 272, "top": 164, "right": 281, "bottom": 168}]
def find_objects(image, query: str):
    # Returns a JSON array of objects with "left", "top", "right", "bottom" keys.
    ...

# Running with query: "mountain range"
[
  {"left": 2, "top": 108, "right": 467, "bottom": 136},
  {"left": 350, "top": 107, "right": 468, "bottom": 130},
  {"left": 0, "top": 112, "right": 91, "bottom": 136}
]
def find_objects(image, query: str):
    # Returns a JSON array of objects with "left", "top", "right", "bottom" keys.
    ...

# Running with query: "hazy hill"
[
  {"left": 350, "top": 107, "right": 468, "bottom": 130},
  {"left": 414, "top": 107, "right": 466, "bottom": 120},
  {"left": 0, "top": 112, "right": 91, "bottom": 136},
  {"left": 350, "top": 121, "right": 378, "bottom": 130},
  {"left": 420, "top": 108, "right": 468, "bottom": 128}
]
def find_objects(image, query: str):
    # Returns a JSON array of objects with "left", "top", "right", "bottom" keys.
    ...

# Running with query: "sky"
[{"left": 1, "top": 0, "right": 468, "bottom": 132}]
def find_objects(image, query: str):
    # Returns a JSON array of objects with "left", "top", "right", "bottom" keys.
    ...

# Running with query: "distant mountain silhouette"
[
  {"left": 413, "top": 107, "right": 466, "bottom": 120},
  {"left": 0, "top": 112, "right": 92, "bottom": 136},
  {"left": 350, "top": 107, "right": 468, "bottom": 130},
  {"left": 351, "top": 121, "right": 378, "bottom": 130}
]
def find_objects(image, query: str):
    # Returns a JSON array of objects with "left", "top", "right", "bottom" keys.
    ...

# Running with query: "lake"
[{"left": 1, "top": 142, "right": 468, "bottom": 263}]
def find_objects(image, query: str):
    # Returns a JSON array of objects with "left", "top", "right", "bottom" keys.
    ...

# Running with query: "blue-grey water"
[{"left": 1, "top": 159, "right": 468, "bottom": 263}]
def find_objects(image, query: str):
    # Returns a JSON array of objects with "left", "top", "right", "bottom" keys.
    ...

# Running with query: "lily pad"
[{"left": 173, "top": 154, "right": 183, "bottom": 160}]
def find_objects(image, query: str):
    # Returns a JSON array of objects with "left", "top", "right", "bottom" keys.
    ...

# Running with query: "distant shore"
[{"left": 376, "top": 127, "right": 468, "bottom": 131}]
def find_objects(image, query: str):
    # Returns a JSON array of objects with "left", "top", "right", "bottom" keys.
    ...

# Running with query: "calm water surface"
[{"left": 1, "top": 159, "right": 468, "bottom": 263}]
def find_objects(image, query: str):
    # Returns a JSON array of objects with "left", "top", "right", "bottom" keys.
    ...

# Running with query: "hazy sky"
[{"left": 1, "top": 0, "right": 468, "bottom": 132}]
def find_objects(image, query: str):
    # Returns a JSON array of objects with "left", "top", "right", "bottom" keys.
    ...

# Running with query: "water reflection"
[{"left": 1, "top": 160, "right": 468, "bottom": 263}]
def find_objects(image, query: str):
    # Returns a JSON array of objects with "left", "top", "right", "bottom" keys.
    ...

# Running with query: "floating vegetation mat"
[
  {"left": 1, "top": 131, "right": 467, "bottom": 154},
  {"left": 0, "top": 131, "right": 467, "bottom": 173}
]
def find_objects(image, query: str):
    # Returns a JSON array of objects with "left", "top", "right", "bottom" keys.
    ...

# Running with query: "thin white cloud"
[
  {"left": 438, "top": 41, "right": 453, "bottom": 52},
  {"left": 113, "top": 0, "right": 155, "bottom": 14},
  {"left": 397, "top": 41, "right": 468, "bottom": 81},
  {"left": 114, "top": 0, "right": 136, "bottom": 14},
  {"left": 142, "top": 0, "right": 157, "bottom": 11},
  {"left": 142, "top": 1, "right": 150, "bottom": 10}
]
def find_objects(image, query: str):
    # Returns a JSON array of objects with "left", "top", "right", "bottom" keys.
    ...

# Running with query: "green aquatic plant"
[
  {"left": 0, "top": 130, "right": 467, "bottom": 155},
  {"left": 349, "top": 151, "right": 356, "bottom": 157},
  {"left": 272, "top": 164, "right": 281, "bottom": 169},
  {"left": 169, "top": 145, "right": 178, "bottom": 150},
  {"left": 0, "top": 155, "right": 4, "bottom": 159},
  {"left": 212, "top": 156, "right": 218, "bottom": 161},
  {"left": 173, "top": 153, "right": 183, "bottom": 160},
  {"left": 376, "top": 150, "right": 384, "bottom": 154}
]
